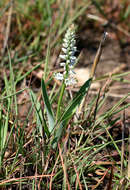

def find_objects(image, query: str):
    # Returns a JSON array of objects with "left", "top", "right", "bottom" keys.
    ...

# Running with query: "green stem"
[{"left": 56, "top": 82, "right": 66, "bottom": 121}]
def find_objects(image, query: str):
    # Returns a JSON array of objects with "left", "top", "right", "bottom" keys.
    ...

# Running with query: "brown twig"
[
  {"left": 58, "top": 143, "right": 71, "bottom": 190},
  {"left": 91, "top": 32, "right": 108, "bottom": 78},
  {"left": 49, "top": 155, "right": 60, "bottom": 190},
  {"left": 2, "top": 0, "right": 13, "bottom": 55},
  {"left": 70, "top": 154, "right": 83, "bottom": 190},
  {"left": 92, "top": 169, "right": 108, "bottom": 190},
  {"left": 0, "top": 174, "right": 53, "bottom": 186},
  {"left": 128, "top": 120, "right": 130, "bottom": 178},
  {"left": 106, "top": 166, "right": 113, "bottom": 190}
]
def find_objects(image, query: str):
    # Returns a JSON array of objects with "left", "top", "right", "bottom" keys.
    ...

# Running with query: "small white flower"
[
  {"left": 63, "top": 42, "right": 68, "bottom": 48},
  {"left": 69, "top": 70, "right": 75, "bottom": 76},
  {"left": 70, "top": 42, "right": 75, "bottom": 48},
  {"left": 66, "top": 60, "right": 70, "bottom": 64},
  {"left": 69, "top": 65, "right": 73, "bottom": 69},
  {"left": 60, "top": 62, "right": 65, "bottom": 67},
  {"left": 70, "top": 60, "right": 76, "bottom": 66},
  {"left": 70, "top": 56, "right": 76, "bottom": 61},
  {"left": 69, "top": 51, "right": 74, "bottom": 56},
  {"left": 65, "top": 78, "right": 77, "bottom": 86},
  {"left": 62, "top": 48, "right": 67, "bottom": 54},
  {"left": 59, "top": 54, "right": 66, "bottom": 60},
  {"left": 63, "top": 38, "right": 68, "bottom": 43},
  {"left": 71, "top": 47, "right": 77, "bottom": 53},
  {"left": 73, "top": 46, "right": 77, "bottom": 51},
  {"left": 55, "top": 73, "right": 64, "bottom": 80}
]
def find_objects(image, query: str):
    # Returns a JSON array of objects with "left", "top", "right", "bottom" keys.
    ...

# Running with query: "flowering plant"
[
  {"left": 41, "top": 24, "right": 92, "bottom": 148},
  {"left": 55, "top": 24, "right": 77, "bottom": 86}
]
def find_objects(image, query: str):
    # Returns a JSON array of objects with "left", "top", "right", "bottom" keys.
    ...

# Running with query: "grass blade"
[
  {"left": 30, "top": 90, "right": 50, "bottom": 137},
  {"left": 41, "top": 78, "right": 55, "bottom": 133}
]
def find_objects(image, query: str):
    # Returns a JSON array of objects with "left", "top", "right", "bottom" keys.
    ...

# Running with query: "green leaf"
[
  {"left": 41, "top": 78, "right": 55, "bottom": 133},
  {"left": 60, "top": 78, "right": 92, "bottom": 124},
  {"left": 30, "top": 90, "right": 50, "bottom": 137},
  {"left": 52, "top": 78, "right": 92, "bottom": 148},
  {"left": 0, "top": 105, "right": 8, "bottom": 151},
  {"left": 124, "top": 5, "right": 130, "bottom": 19}
]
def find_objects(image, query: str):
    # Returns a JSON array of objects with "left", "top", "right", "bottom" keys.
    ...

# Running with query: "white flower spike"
[{"left": 55, "top": 24, "right": 77, "bottom": 86}]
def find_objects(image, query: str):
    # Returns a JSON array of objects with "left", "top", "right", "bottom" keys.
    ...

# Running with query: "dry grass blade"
[
  {"left": 106, "top": 167, "right": 113, "bottom": 190},
  {"left": 93, "top": 87, "right": 101, "bottom": 121},
  {"left": 70, "top": 155, "right": 83, "bottom": 190},
  {"left": 128, "top": 121, "right": 130, "bottom": 178},
  {"left": 91, "top": 169, "right": 108, "bottom": 190},
  {"left": 49, "top": 155, "right": 60, "bottom": 190},
  {"left": 37, "top": 151, "right": 51, "bottom": 190},
  {"left": 2, "top": 0, "right": 13, "bottom": 55},
  {"left": 91, "top": 32, "right": 108, "bottom": 78},
  {"left": 58, "top": 143, "right": 71, "bottom": 190},
  {"left": 0, "top": 175, "right": 53, "bottom": 186}
]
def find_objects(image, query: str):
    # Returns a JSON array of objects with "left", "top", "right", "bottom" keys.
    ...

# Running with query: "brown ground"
[{"left": 75, "top": 26, "right": 130, "bottom": 119}]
